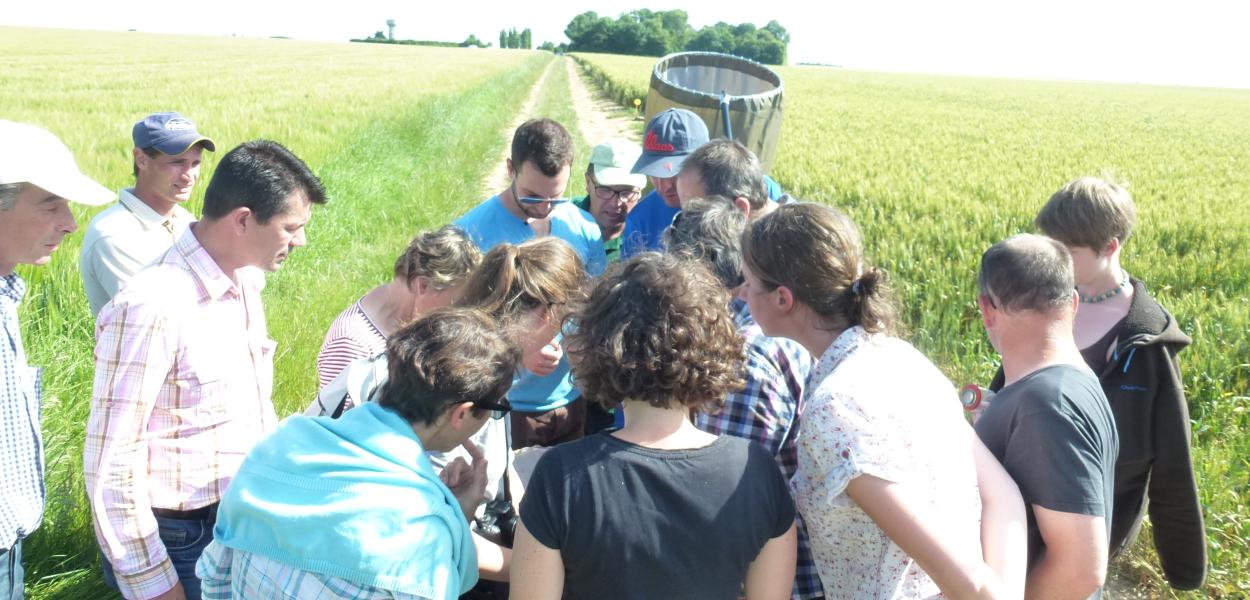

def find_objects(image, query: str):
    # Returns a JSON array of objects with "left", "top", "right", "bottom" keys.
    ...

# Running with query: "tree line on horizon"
[{"left": 563, "top": 10, "right": 789, "bottom": 65}]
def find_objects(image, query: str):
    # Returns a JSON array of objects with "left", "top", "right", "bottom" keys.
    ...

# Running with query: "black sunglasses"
[{"left": 472, "top": 396, "right": 512, "bottom": 420}]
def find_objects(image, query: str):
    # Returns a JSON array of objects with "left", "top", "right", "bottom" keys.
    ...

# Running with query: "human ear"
[
  {"left": 733, "top": 197, "right": 751, "bottom": 216},
  {"left": 775, "top": 285, "right": 795, "bottom": 312}
]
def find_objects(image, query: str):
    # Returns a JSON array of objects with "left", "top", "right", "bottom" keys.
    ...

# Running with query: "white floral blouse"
[{"left": 793, "top": 327, "right": 983, "bottom": 599}]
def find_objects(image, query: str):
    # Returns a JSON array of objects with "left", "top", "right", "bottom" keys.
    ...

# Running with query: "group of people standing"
[{"left": 0, "top": 104, "right": 1205, "bottom": 600}]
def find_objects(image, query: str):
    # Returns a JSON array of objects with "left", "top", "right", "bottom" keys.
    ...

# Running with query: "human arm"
[
  {"left": 84, "top": 303, "right": 182, "bottom": 599},
  {"left": 743, "top": 523, "right": 797, "bottom": 600},
  {"left": 848, "top": 474, "right": 1012, "bottom": 599},
  {"left": 473, "top": 532, "right": 512, "bottom": 581},
  {"left": 1145, "top": 346, "right": 1207, "bottom": 589},
  {"left": 1025, "top": 507, "right": 1108, "bottom": 599},
  {"left": 971, "top": 432, "right": 1027, "bottom": 599},
  {"left": 509, "top": 521, "right": 564, "bottom": 600}
]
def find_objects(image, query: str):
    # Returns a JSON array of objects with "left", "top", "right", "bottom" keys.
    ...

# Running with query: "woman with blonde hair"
[
  {"left": 740, "top": 202, "right": 1026, "bottom": 599},
  {"left": 317, "top": 224, "right": 481, "bottom": 387}
]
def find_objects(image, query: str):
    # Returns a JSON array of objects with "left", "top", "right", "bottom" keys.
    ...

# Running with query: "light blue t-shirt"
[
  {"left": 620, "top": 176, "right": 785, "bottom": 259},
  {"left": 454, "top": 197, "right": 605, "bottom": 413}
]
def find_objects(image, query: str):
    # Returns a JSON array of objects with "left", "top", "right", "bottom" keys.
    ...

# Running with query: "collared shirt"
[
  {"left": 197, "top": 542, "right": 433, "bottom": 600},
  {"left": 85, "top": 227, "right": 277, "bottom": 599},
  {"left": 695, "top": 299, "right": 821, "bottom": 599},
  {"left": 1, "top": 273, "right": 44, "bottom": 550},
  {"left": 572, "top": 195, "right": 622, "bottom": 262},
  {"left": 80, "top": 188, "right": 195, "bottom": 316}
]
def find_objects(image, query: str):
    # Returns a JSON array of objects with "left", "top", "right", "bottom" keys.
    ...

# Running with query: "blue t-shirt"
[
  {"left": 620, "top": 175, "right": 785, "bottom": 259},
  {"left": 454, "top": 197, "right": 605, "bottom": 412}
]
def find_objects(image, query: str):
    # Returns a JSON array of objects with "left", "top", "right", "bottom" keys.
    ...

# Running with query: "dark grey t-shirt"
[
  {"left": 520, "top": 432, "right": 796, "bottom": 600},
  {"left": 975, "top": 364, "right": 1119, "bottom": 574}
]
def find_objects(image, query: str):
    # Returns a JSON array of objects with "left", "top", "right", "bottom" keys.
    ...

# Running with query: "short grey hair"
[
  {"left": 0, "top": 183, "right": 23, "bottom": 211},
  {"left": 978, "top": 234, "right": 1076, "bottom": 313},
  {"left": 663, "top": 195, "right": 747, "bottom": 289},
  {"left": 679, "top": 139, "right": 767, "bottom": 211}
]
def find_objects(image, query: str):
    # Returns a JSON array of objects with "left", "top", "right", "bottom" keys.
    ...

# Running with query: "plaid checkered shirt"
[
  {"left": 84, "top": 229, "right": 277, "bottom": 599},
  {"left": 696, "top": 299, "right": 822, "bottom": 599},
  {"left": 197, "top": 542, "right": 433, "bottom": 600},
  {"left": 1, "top": 273, "right": 44, "bottom": 551}
]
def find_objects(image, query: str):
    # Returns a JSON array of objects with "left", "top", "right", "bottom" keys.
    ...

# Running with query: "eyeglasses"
[
  {"left": 472, "top": 395, "right": 512, "bottom": 420},
  {"left": 517, "top": 196, "right": 572, "bottom": 206},
  {"left": 593, "top": 185, "right": 642, "bottom": 203}
]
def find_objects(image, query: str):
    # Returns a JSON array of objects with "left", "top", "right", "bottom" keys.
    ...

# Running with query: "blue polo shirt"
[
  {"left": 454, "top": 197, "right": 604, "bottom": 413},
  {"left": 620, "top": 176, "right": 784, "bottom": 259}
]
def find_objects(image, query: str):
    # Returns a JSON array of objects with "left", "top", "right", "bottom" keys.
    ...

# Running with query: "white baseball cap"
[
  {"left": 0, "top": 120, "right": 113, "bottom": 206},
  {"left": 590, "top": 138, "right": 647, "bottom": 189}
]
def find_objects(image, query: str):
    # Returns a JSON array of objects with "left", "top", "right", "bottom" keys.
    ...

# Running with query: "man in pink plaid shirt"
[{"left": 84, "top": 140, "right": 326, "bottom": 600}]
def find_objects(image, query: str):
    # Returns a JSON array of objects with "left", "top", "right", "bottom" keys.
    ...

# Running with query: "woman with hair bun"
[{"left": 740, "top": 202, "right": 1026, "bottom": 599}]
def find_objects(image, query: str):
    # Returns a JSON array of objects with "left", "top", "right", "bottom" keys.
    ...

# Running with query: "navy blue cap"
[
  {"left": 132, "top": 112, "right": 215, "bottom": 155},
  {"left": 630, "top": 108, "right": 710, "bottom": 178}
]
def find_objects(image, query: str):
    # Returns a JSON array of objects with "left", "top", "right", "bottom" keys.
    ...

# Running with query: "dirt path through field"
[
  {"left": 479, "top": 59, "right": 556, "bottom": 198},
  {"left": 564, "top": 56, "right": 641, "bottom": 145},
  {"left": 479, "top": 56, "right": 642, "bottom": 198}
]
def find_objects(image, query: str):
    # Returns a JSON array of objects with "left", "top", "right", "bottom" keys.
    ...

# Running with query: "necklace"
[{"left": 1080, "top": 270, "right": 1129, "bottom": 304}]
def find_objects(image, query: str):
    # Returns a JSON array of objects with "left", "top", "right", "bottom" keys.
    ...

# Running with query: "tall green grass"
[
  {"left": 573, "top": 52, "right": 1250, "bottom": 597},
  {"left": 3, "top": 26, "right": 552, "bottom": 599}
]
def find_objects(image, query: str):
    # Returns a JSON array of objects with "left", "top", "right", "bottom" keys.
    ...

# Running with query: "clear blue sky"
[{"left": 4, "top": 0, "right": 1248, "bottom": 89}]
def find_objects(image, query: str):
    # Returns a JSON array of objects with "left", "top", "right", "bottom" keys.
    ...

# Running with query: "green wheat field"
[{"left": 2, "top": 26, "right": 1247, "bottom": 598}]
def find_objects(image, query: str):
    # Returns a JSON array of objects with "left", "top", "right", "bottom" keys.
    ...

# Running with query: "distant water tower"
[{"left": 386, "top": 19, "right": 396, "bottom": 41}]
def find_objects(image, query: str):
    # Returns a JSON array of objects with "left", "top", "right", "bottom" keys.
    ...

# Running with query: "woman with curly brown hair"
[
  {"left": 740, "top": 202, "right": 1026, "bottom": 599},
  {"left": 510, "top": 253, "right": 798, "bottom": 600}
]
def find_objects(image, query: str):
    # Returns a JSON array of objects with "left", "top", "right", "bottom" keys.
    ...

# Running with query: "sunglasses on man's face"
[
  {"left": 516, "top": 196, "right": 572, "bottom": 206},
  {"left": 472, "top": 396, "right": 512, "bottom": 420}
]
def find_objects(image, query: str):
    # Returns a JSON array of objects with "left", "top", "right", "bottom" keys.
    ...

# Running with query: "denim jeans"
[
  {"left": 101, "top": 511, "right": 215, "bottom": 600},
  {"left": 1, "top": 540, "right": 22, "bottom": 600}
]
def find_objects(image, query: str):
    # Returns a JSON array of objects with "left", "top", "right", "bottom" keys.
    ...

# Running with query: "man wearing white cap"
[
  {"left": 0, "top": 120, "right": 113, "bottom": 599},
  {"left": 573, "top": 139, "right": 646, "bottom": 263},
  {"left": 80, "top": 112, "right": 215, "bottom": 316}
]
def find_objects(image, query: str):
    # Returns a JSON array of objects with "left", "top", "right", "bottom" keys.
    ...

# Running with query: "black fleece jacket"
[
  {"left": 990, "top": 279, "right": 1207, "bottom": 589},
  {"left": 1097, "top": 279, "right": 1206, "bottom": 589}
]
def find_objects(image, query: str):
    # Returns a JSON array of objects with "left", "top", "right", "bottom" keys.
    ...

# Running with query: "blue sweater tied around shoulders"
[{"left": 212, "top": 401, "right": 477, "bottom": 599}]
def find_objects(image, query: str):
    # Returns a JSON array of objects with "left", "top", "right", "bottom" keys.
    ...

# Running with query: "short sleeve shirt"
[
  {"left": 974, "top": 364, "right": 1118, "bottom": 571},
  {"left": 520, "top": 433, "right": 795, "bottom": 600},
  {"left": 794, "top": 327, "right": 983, "bottom": 599},
  {"left": 453, "top": 197, "right": 605, "bottom": 412}
]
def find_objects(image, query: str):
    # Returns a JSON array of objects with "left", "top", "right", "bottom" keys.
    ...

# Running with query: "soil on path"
[
  {"left": 478, "top": 56, "right": 642, "bottom": 198},
  {"left": 479, "top": 59, "right": 555, "bottom": 199},
  {"left": 563, "top": 56, "right": 641, "bottom": 146}
]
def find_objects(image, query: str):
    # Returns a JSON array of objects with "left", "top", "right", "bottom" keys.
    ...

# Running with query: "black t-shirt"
[
  {"left": 975, "top": 364, "right": 1119, "bottom": 572},
  {"left": 520, "top": 432, "right": 796, "bottom": 600}
]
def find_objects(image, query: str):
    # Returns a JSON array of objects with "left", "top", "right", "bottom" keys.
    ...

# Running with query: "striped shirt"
[
  {"left": 1, "top": 273, "right": 44, "bottom": 551},
  {"left": 197, "top": 541, "right": 433, "bottom": 600},
  {"left": 85, "top": 227, "right": 277, "bottom": 599},
  {"left": 316, "top": 299, "right": 387, "bottom": 388},
  {"left": 696, "top": 299, "right": 822, "bottom": 599}
]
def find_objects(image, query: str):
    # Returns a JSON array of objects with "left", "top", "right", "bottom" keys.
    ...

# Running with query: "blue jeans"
[
  {"left": 1, "top": 540, "right": 22, "bottom": 600},
  {"left": 101, "top": 511, "right": 215, "bottom": 600}
]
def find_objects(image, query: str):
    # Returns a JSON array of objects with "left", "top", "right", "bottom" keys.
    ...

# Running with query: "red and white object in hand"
[{"left": 959, "top": 384, "right": 995, "bottom": 424}]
